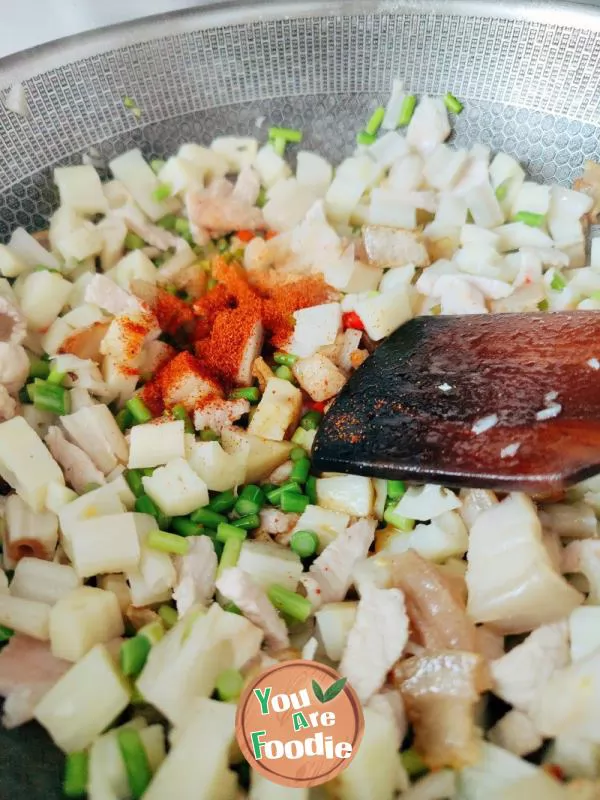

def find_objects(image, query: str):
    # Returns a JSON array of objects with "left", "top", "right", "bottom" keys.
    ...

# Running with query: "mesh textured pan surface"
[{"left": 0, "top": 1, "right": 599, "bottom": 795}]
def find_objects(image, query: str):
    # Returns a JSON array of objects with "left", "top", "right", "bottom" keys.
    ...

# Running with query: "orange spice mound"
[
  {"left": 195, "top": 304, "right": 262, "bottom": 387},
  {"left": 259, "top": 274, "right": 332, "bottom": 349},
  {"left": 152, "top": 288, "right": 195, "bottom": 336},
  {"left": 142, "top": 350, "right": 222, "bottom": 414}
]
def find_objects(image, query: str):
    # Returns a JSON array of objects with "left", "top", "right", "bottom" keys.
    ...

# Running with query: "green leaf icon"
[
  {"left": 312, "top": 679, "right": 325, "bottom": 703},
  {"left": 323, "top": 677, "right": 347, "bottom": 702}
]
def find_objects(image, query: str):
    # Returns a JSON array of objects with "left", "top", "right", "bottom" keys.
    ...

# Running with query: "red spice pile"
[{"left": 141, "top": 258, "right": 331, "bottom": 412}]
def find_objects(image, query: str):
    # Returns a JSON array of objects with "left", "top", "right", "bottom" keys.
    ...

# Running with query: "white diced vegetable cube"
[
  {"left": 394, "top": 483, "right": 461, "bottom": 520},
  {"left": 110, "top": 248, "right": 158, "bottom": 291},
  {"left": 5, "top": 493, "right": 59, "bottom": 563},
  {"left": 10, "top": 558, "right": 80, "bottom": 605},
  {"left": 187, "top": 440, "right": 247, "bottom": 492},
  {"left": 69, "top": 513, "right": 141, "bottom": 578},
  {"left": 325, "top": 156, "right": 381, "bottom": 223},
  {"left": 211, "top": 136, "right": 259, "bottom": 172},
  {"left": 513, "top": 182, "right": 551, "bottom": 216},
  {"left": 109, "top": 149, "right": 180, "bottom": 221},
  {"left": 296, "top": 151, "right": 333, "bottom": 195},
  {"left": 97, "top": 573, "right": 131, "bottom": 613},
  {"left": 354, "top": 289, "right": 412, "bottom": 341},
  {"left": 126, "top": 513, "right": 176, "bottom": 607},
  {"left": 142, "top": 458, "right": 209, "bottom": 516},
  {"left": 20, "top": 271, "right": 72, "bottom": 331},
  {"left": 56, "top": 223, "right": 103, "bottom": 261},
  {"left": 247, "top": 377, "right": 302, "bottom": 441},
  {"left": 253, "top": 143, "right": 292, "bottom": 188},
  {"left": 34, "top": 644, "right": 130, "bottom": 752},
  {"left": 128, "top": 420, "right": 186, "bottom": 469},
  {"left": 9, "top": 227, "right": 61, "bottom": 269},
  {"left": 288, "top": 302, "right": 342, "bottom": 358},
  {"left": 369, "top": 189, "right": 416, "bottom": 228},
  {"left": 143, "top": 698, "right": 236, "bottom": 800},
  {"left": 0, "top": 594, "right": 51, "bottom": 640},
  {"left": 220, "top": 428, "right": 293, "bottom": 483},
  {"left": 0, "top": 244, "right": 28, "bottom": 278},
  {"left": 178, "top": 143, "right": 229, "bottom": 181},
  {"left": 54, "top": 165, "right": 108, "bottom": 215},
  {"left": 0, "top": 417, "right": 64, "bottom": 511},
  {"left": 293, "top": 353, "right": 346, "bottom": 402},
  {"left": 465, "top": 181, "right": 504, "bottom": 229},
  {"left": 49, "top": 586, "right": 124, "bottom": 661},
  {"left": 237, "top": 540, "right": 303, "bottom": 592},
  {"left": 157, "top": 156, "right": 204, "bottom": 196},
  {"left": 292, "top": 505, "right": 349, "bottom": 552},
  {"left": 569, "top": 607, "right": 600, "bottom": 662},
  {"left": 315, "top": 602, "right": 358, "bottom": 661},
  {"left": 61, "top": 404, "right": 128, "bottom": 475},
  {"left": 316, "top": 475, "right": 374, "bottom": 517}
]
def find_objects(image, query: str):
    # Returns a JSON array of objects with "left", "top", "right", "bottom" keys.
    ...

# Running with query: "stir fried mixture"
[{"left": 0, "top": 83, "right": 600, "bottom": 800}]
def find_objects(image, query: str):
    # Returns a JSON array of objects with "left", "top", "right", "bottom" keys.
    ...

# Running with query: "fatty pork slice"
[
  {"left": 0, "top": 635, "right": 70, "bottom": 728},
  {"left": 308, "top": 518, "right": 376, "bottom": 604},
  {"left": 393, "top": 650, "right": 490, "bottom": 770}
]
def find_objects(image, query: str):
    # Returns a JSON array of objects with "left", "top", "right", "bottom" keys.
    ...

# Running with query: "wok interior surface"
[{"left": 0, "top": 1, "right": 599, "bottom": 795}]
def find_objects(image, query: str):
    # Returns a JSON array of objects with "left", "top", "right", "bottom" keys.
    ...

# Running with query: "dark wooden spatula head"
[{"left": 312, "top": 311, "right": 600, "bottom": 494}]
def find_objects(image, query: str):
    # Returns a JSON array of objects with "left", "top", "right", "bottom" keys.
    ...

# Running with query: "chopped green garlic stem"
[
  {"left": 115, "top": 407, "right": 134, "bottom": 432},
  {"left": 147, "top": 529, "right": 190, "bottom": 556},
  {"left": 125, "top": 469, "right": 144, "bottom": 498},
  {"left": 231, "top": 513, "right": 260, "bottom": 530},
  {"left": 256, "top": 187, "right": 267, "bottom": 208},
  {"left": 190, "top": 506, "right": 227, "bottom": 528},
  {"left": 199, "top": 428, "right": 219, "bottom": 441},
  {"left": 290, "top": 446, "right": 307, "bottom": 462},
  {"left": 229, "top": 386, "right": 260, "bottom": 403},
  {"left": 120, "top": 634, "right": 151, "bottom": 678},
  {"left": 216, "top": 668, "right": 245, "bottom": 702},
  {"left": 306, "top": 475, "right": 317, "bottom": 505},
  {"left": 126, "top": 396, "right": 152, "bottom": 423},
  {"left": 150, "top": 158, "right": 165, "bottom": 174},
  {"left": 280, "top": 492, "right": 310, "bottom": 514},
  {"left": 267, "top": 584, "right": 312, "bottom": 622},
  {"left": 83, "top": 483, "right": 101, "bottom": 494},
  {"left": 274, "top": 365, "right": 294, "bottom": 382},
  {"left": 224, "top": 602, "right": 242, "bottom": 615},
  {"left": 383, "top": 507, "right": 415, "bottom": 531},
  {"left": 236, "top": 484, "right": 265, "bottom": 509},
  {"left": 174, "top": 217, "right": 191, "bottom": 236},
  {"left": 0, "top": 624, "right": 14, "bottom": 643},
  {"left": 217, "top": 536, "right": 243, "bottom": 576},
  {"left": 171, "top": 403, "right": 194, "bottom": 433},
  {"left": 138, "top": 620, "right": 164, "bottom": 645},
  {"left": 117, "top": 729, "right": 152, "bottom": 800},
  {"left": 207, "top": 489, "right": 237, "bottom": 513},
  {"left": 268, "top": 126, "right": 303, "bottom": 143},
  {"left": 356, "top": 130, "right": 376, "bottom": 146},
  {"left": 171, "top": 517, "right": 204, "bottom": 537},
  {"left": 152, "top": 182, "right": 172, "bottom": 202},
  {"left": 47, "top": 369, "right": 66, "bottom": 386},
  {"left": 266, "top": 481, "right": 301, "bottom": 506},
  {"left": 387, "top": 479, "right": 406, "bottom": 500},
  {"left": 28, "top": 357, "right": 50, "bottom": 380},
  {"left": 156, "top": 213, "right": 177, "bottom": 230},
  {"left": 365, "top": 105, "right": 385, "bottom": 136},
  {"left": 290, "top": 457, "right": 311, "bottom": 483},
  {"left": 538, "top": 299, "right": 549, "bottom": 311},
  {"left": 123, "top": 96, "right": 136, "bottom": 109},
  {"left": 300, "top": 410, "right": 322, "bottom": 430},
  {"left": 32, "top": 382, "right": 70, "bottom": 415},
  {"left": 158, "top": 604, "right": 178, "bottom": 628},
  {"left": 513, "top": 210, "right": 545, "bottom": 227},
  {"left": 591, "top": 290, "right": 600, "bottom": 302},
  {"left": 63, "top": 751, "right": 89, "bottom": 799},
  {"left": 273, "top": 351, "right": 298, "bottom": 366},
  {"left": 550, "top": 272, "right": 567, "bottom": 292},
  {"left": 216, "top": 522, "right": 247, "bottom": 544},
  {"left": 443, "top": 92, "right": 463, "bottom": 114},
  {"left": 271, "top": 136, "right": 286, "bottom": 157},
  {"left": 401, "top": 747, "right": 428, "bottom": 778},
  {"left": 397, "top": 94, "right": 417, "bottom": 126},
  {"left": 290, "top": 529, "right": 319, "bottom": 558},
  {"left": 216, "top": 237, "right": 230, "bottom": 253},
  {"left": 134, "top": 494, "right": 172, "bottom": 531},
  {"left": 124, "top": 231, "right": 145, "bottom": 250}
]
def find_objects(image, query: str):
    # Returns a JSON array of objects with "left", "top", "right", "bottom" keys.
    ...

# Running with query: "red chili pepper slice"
[{"left": 342, "top": 310, "right": 365, "bottom": 331}]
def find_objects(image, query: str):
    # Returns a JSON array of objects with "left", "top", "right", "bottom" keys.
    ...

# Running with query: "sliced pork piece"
[
  {"left": 490, "top": 621, "right": 570, "bottom": 714},
  {"left": 45, "top": 426, "right": 106, "bottom": 494},
  {"left": 308, "top": 518, "right": 376, "bottom": 604},
  {"left": 0, "top": 635, "right": 70, "bottom": 728},
  {"left": 173, "top": 537, "right": 217, "bottom": 617},
  {"left": 340, "top": 585, "right": 409, "bottom": 703},
  {"left": 0, "top": 386, "right": 16, "bottom": 422},
  {"left": 186, "top": 185, "right": 264, "bottom": 235},
  {"left": 233, "top": 166, "right": 261, "bottom": 206},
  {"left": 84, "top": 273, "right": 142, "bottom": 316},
  {"left": 59, "top": 320, "right": 111, "bottom": 362},
  {"left": 393, "top": 650, "right": 489, "bottom": 769},
  {"left": 216, "top": 566, "right": 289, "bottom": 650},
  {"left": 0, "top": 343, "right": 29, "bottom": 395},
  {"left": 390, "top": 549, "right": 478, "bottom": 652},
  {"left": 118, "top": 206, "right": 181, "bottom": 251},
  {"left": 193, "top": 397, "right": 250, "bottom": 435}
]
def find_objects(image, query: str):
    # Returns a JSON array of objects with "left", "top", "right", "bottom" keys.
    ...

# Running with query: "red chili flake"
[
  {"left": 342, "top": 310, "right": 365, "bottom": 331},
  {"left": 543, "top": 764, "right": 565, "bottom": 782},
  {"left": 307, "top": 399, "right": 326, "bottom": 413}
]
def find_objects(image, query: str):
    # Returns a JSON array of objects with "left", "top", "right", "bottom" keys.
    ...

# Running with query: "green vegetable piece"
[
  {"left": 117, "top": 728, "right": 152, "bottom": 800},
  {"left": 290, "top": 529, "right": 318, "bottom": 558}
]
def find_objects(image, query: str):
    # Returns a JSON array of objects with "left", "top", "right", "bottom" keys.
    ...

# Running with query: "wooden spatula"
[{"left": 312, "top": 311, "right": 600, "bottom": 494}]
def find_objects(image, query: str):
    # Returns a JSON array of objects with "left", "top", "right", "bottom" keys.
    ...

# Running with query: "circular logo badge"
[{"left": 236, "top": 659, "right": 364, "bottom": 788}]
